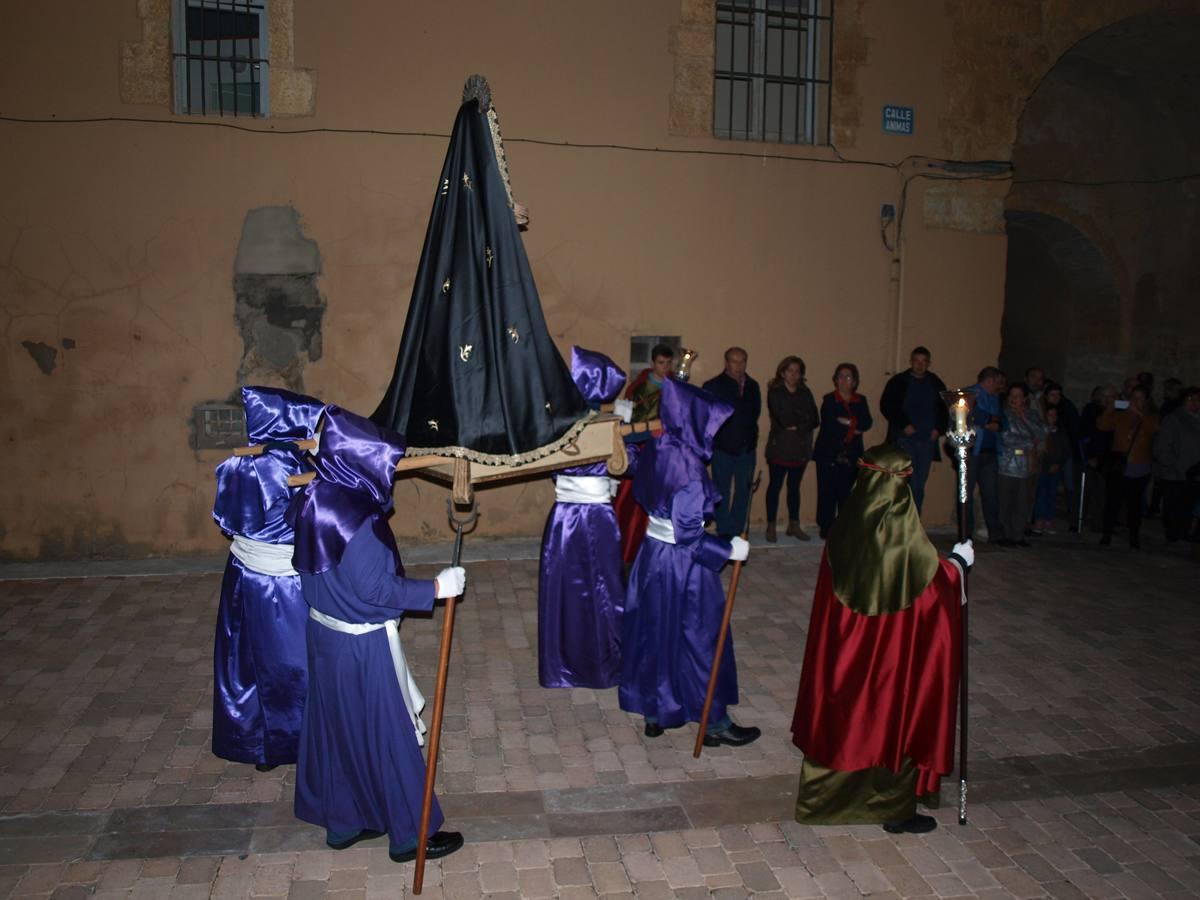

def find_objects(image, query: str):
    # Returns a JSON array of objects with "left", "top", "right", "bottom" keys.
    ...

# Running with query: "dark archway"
[
  {"left": 1001, "top": 211, "right": 1123, "bottom": 401},
  {"left": 1003, "top": 12, "right": 1200, "bottom": 401}
]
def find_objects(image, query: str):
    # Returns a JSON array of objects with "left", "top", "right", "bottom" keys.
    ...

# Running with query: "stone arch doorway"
[
  {"left": 1000, "top": 211, "right": 1123, "bottom": 402},
  {"left": 1002, "top": 11, "right": 1200, "bottom": 401}
]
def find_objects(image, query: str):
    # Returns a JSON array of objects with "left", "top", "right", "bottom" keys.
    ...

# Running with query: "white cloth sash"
[
  {"left": 554, "top": 475, "right": 613, "bottom": 505},
  {"left": 645, "top": 515, "right": 676, "bottom": 544},
  {"left": 948, "top": 558, "right": 969, "bottom": 606},
  {"left": 308, "top": 607, "right": 428, "bottom": 745},
  {"left": 230, "top": 535, "right": 298, "bottom": 577}
]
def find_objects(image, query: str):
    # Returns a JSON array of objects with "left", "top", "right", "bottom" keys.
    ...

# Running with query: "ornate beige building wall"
[{"left": 1, "top": 0, "right": 1193, "bottom": 559}]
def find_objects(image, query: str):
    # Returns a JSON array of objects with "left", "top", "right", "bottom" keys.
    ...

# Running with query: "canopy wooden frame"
[{"left": 234, "top": 414, "right": 661, "bottom": 505}]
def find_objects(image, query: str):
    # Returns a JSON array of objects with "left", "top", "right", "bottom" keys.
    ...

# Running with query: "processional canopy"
[{"left": 372, "top": 75, "right": 592, "bottom": 466}]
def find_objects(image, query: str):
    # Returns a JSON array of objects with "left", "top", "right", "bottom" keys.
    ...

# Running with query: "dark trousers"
[
  {"left": 1161, "top": 480, "right": 1199, "bottom": 541},
  {"left": 765, "top": 462, "right": 806, "bottom": 522},
  {"left": 998, "top": 474, "right": 1033, "bottom": 542},
  {"left": 711, "top": 449, "right": 756, "bottom": 537},
  {"left": 1103, "top": 473, "right": 1151, "bottom": 541},
  {"left": 897, "top": 436, "right": 935, "bottom": 513},
  {"left": 816, "top": 460, "right": 856, "bottom": 533}
]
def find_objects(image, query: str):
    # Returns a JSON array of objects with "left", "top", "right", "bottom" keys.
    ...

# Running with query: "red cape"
[
  {"left": 613, "top": 367, "right": 658, "bottom": 563},
  {"left": 791, "top": 551, "right": 962, "bottom": 797}
]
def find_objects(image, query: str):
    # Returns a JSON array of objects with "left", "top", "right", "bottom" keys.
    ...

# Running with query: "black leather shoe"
[
  {"left": 327, "top": 829, "right": 384, "bottom": 851},
  {"left": 644, "top": 722, "right": 664, "bottom": 738},
  {"left": 883, "top": 813, "right": 937, "bottom": 834},
  {"left": 389, "top": 830, "right": 464, "bottom": 863},
  {"left": 702, "top": 722, "right": 761, "bottom": 747},
  {"left": 254, "top": 763, "right": 278, "bottom": 773}
]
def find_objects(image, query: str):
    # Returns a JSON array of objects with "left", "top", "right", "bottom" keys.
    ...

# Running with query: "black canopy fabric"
[{"left": 371, "top": 82, "right": 591, "bottom": 465}]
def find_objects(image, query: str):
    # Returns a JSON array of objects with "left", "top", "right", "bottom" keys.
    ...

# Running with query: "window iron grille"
[
  {"left": 714, "top": 0, "right": 832, "bottom": 145},
  {"left": 173, "top": 0, "right": 269, "bottom": 117},
  {"left": 194, "top": 402, "right": 248, "bottom": 450}
]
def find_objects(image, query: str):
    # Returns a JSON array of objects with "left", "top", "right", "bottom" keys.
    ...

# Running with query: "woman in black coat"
[
  {"left": 812, "top": 362, "right": 874, "bottom": 538},
  {"left": 764, "top": 356, "right": 819, "bottom": 541}
]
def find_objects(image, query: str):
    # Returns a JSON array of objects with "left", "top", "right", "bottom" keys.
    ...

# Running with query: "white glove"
[
  {"left": 728, "top": 536, "right": 749, "bottom": 562},
  {"left": 613, "top": 398, "right": 634, "bottom": 424},
  {"left": 950, "top": 540, "right": 974, "bottom": 570},
  {"left": 434, "top": 566, "right": 466, "bottom": 599}
]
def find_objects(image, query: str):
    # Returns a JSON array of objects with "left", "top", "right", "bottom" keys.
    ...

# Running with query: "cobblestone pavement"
[{"left": 1, "top": 530, "right": 1197, "bottom": 897}]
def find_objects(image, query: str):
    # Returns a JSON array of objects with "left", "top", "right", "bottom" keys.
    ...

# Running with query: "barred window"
[
  {"left": 714, "top": 0, "right": 832, "bottom": 145},
  {"left": 172, "top": 0, "right": 269, "bottom": 117}
]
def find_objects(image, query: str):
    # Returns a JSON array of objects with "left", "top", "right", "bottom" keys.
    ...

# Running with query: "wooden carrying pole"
[
  {"left": 693, "top": 473, "right": 760, "bottom": 758},
  {"left": 412, "top": 498, "right": 476, "bottom": 894}
]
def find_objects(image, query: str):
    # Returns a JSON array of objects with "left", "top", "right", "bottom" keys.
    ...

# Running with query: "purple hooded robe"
[
  {"left": 211, "top": 386, "right": 324, "bottom": 765},
  {"left": 288, "top": 406, "right": 442, "bottom": 850},
  {"left": 538, "top": 347, "right": 627, "bottom": 688},
  {"left": 618, "top": 378, "right": 741, "bottom": 728}
]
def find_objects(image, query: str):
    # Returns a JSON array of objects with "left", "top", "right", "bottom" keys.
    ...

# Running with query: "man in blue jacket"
[{"left": 703, "top": 347, "right": 762, "bottom": 539}]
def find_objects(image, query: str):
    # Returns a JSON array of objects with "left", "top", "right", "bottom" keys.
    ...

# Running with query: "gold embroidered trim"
[
  {"left": 407, "top": 411, "right": 597, "bottom": 467},
  {"left": 486, "top": 107, "right": 515, "bottom": 210}
]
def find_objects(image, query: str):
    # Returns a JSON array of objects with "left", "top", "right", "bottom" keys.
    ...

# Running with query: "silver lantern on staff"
[{"left": 673, "top": 348, "right": 699, "bottom": 383}]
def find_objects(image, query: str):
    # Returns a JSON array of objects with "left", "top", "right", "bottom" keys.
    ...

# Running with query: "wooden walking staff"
[
  {"left": 941, "top": 389, "right": 976, "bottom": 826},
  {"left": 412, "top": 498, "right": 478, "bottom": 894},
  {"left": 694, "top": 472, "right": 762, "bottom": 758}
]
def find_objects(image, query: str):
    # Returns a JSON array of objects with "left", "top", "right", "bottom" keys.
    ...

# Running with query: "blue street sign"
[{"left": 883, "top": 105, "right": 914, "bottom": 135}]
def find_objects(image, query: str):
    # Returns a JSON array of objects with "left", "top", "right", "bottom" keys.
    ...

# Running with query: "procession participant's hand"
[
  {"left": 931, "top": 429, "right": 940, "bottom": 440},
  {"left": 903, "top": 424, "right": 916, "bottom": 436},
  {"left": 613, "top": 398, "right": 634, "bottom": 423},
  {"left": 728, "top": 537, "right": 749, "bottom": 562},
  {"left": 837, "top": 417, "right": 851, "bottom": 426},
  {"left": 434, "top": 566, "right": 467, "bottom": 599},
  {"left": 950, "top": 540, "right": 974, "bottom": 571}
]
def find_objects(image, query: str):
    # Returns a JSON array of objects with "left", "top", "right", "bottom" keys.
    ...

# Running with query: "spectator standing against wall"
[
  {"left": 1097, "top": 384, "right": 1159, "bottom": 550},
  {"left": 703, "top": 347, "right": 761, "bottom": 540},
  {"left": 962, "top": 367, "right": 1004, "bottom": 542},
  {"left": 997, "top": 382, "right": 1044, "bottom": 547},
  {"left": 1042, "top": 382, "right": 1082, "bottom": 531},
  {"left": 1034, "top": 406, "right": 1069, "bottom": 533},
  {"left": 1080, "top": 385, "right": 1117, "bottom": 531},
  {"left": 1155, "top": 387, "right": 1200, "bottom": 543},
  {"left": 813, "top": 363, "right": 874, "bottom": 539},
  {"left": 880, "top": 346, "right": 949, "bottom": 514},
  {"left": 763, "top": 356, "right": 819, "bottom": 542}
]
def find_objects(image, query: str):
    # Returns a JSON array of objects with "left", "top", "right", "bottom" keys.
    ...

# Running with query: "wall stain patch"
[
  {"left": 22, "top": 340, "right": 58, "bottom": 375},
  {"left": 233, "top": 207, "right": 326, "bottom": 392}
]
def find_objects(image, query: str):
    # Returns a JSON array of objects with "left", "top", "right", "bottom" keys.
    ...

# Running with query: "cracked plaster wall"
[{"left": 5, "top": 1, "right": 1174, "bottom": 560}]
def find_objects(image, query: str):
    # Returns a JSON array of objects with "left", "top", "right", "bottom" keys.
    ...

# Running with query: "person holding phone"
[{"left": 1097, "top": 385, "right": 1160, "bottom": 549}]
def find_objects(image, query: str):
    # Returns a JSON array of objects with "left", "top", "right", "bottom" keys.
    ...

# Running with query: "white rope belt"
[
  {"left": 645, "top": 515, "right": 676, "bottom": 544},
  {"left": 308, "top": 607, "right": 428, "bottom": 745},
  {"left": 554, "top": 475, "right": 613, "bottom": 505},
  {"left": 230, "top": 535, "right": 298, "bottom": 577}
]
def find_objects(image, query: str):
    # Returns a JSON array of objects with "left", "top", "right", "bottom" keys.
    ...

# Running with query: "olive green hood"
[{"left": 826, "top": 443, "right": 940, "bottom": 615}]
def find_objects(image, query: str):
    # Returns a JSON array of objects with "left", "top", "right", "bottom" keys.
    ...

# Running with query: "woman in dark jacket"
[
  {"left": 764, "top": 356, "right": 819, "bottom": 542},
  {"left": 812, "top": 362, "right": 874, "bottom": 538}
]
